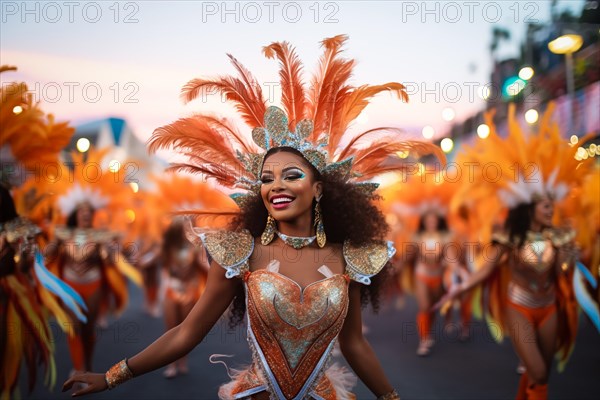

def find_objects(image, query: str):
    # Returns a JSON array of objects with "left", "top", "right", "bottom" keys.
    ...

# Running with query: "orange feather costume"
[{"left": 1, "top": 65, "right": 84, "bottom": 399}]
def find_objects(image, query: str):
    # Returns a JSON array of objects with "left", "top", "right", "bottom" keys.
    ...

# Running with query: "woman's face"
[
  {"left": 76, "top": 203, "right": 94, "bottom": 228},
  {"left": 532, "top": 196, "right": 554, "bottom": 228},
  {"left": 423, "top": 212, "right": 439, "bottom": 233},
  {"left": 260, "top": 151, "right": 322, "bottom": 223}
]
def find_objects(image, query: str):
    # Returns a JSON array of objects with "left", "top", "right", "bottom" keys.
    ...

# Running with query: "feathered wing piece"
[
  {"left": 1, "top": 275, "right": 56, "bottom": 398},
  {"left": 557, "top": 164, "right": 600, "bottom": 265},
  {"left": 149, "top": 36, "right": 443, "bottom": 220},
  {"left": 558, "top": 166, "right": 600, "bottom": 334}
]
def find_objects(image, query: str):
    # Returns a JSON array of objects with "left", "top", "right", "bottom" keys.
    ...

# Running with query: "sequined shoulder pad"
[
  {"left": 343, "top": 240, "right": 396, "bottom": 285},
  {"left": 1, "top": 217, "right": 41, "bottom": 243},
  {"left": 491, "top": 231, "right": 512, "bottom": 247},
  {"left": 547, "top": 228, "right": 576, "bottom": 248},
  {"left": 54, "top": 226, "right": 118, "bottom": 244},
  {"left": 198, "top": 230, "right": 254, "bottom": 279}
]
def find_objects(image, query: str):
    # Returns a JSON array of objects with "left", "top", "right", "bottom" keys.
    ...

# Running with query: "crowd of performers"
[{"left": 1, "top": 33, "right": 599, "bottom": 400}]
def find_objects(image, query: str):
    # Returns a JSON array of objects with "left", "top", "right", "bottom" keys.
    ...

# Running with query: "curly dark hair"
[
  {"left": 226, "top": 147, "right": 393, "bottom": 327},
  {"left": 0, "top": 186, "right": 18, "bottom": 224},
  {"left": 1, "top": 186, "right": 18, "bottom": 277}
]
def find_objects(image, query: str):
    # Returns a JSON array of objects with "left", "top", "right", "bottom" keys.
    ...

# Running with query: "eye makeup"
[
  {"left": 260, "top": 167, "right": 306, "bottom": 183},
  {"left": 260, "top": 173, "right": 274, "bottom": 183},
  {"left": 283, "top": 167, "right": 306, "bottom": 180}
]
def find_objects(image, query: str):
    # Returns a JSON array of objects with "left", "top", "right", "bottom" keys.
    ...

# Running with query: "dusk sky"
[{"left": 1, "top": 1, "right": 586, "bottom": 145}]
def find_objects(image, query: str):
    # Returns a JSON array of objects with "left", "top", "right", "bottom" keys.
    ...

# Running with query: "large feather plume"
[
  {"left": 181, "top": 56, "right": 266, "bottom": 128},
  {"left": 149, "top": 114, "right": 259, "bottom": 187},
  {"left": 263, "top": 41, "right": 306, "bottom": 130}
]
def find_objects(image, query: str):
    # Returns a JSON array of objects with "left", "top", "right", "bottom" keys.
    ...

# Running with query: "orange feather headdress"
[
  {"left": 149, "top": 35, "right": 444, "bottom": 211},
  {"left": 0, "top": 65, "right": 74, "bottom": 188},
  {"left": 36, "top": 148, "right": 131, "bottom": 225},
  {"left": 380, "top": 173, "right": 457, "bottom": 235}
]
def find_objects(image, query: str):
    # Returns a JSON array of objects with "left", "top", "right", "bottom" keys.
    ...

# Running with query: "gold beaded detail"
[
  {"left": 105, "top": 359, "right": 133, "bottom": 390},
  {"left": 343, "top": 240, "right": 395, "bottom": 285},
  {"left": 1, "top": 217, "right": 41, "bottom": 243},
  {"left": 377, "top": 389, "right": 400, "bottom": 400},
  {"left": 314, "top": 200, "right": 326, "bottom": 248},
  {"left": 201, "top": 230, "right": 254, "bottom": 278},
  {"left": 275, "top": 231, "right": 316, "bottom": 249},
  {"left": 260, "top": 215, "right": 276, "bottom": 246}
]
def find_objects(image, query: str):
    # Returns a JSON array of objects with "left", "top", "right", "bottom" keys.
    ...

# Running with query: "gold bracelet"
[
  {"left": 105, "top": 359, "right": 134, "bottom": 390},
  {"left": 377, "top": 389, "right": 400, "bottom": 400}
]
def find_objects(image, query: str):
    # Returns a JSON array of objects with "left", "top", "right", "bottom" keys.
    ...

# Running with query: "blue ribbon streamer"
[
  {"left": 573, "top": 261, "right": 600, "bottom": 332},
  {"left": 34, "top": 249, "right": 88, "bottom": 323}
]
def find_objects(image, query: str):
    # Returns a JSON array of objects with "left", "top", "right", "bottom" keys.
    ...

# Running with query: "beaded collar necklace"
[{"left": 275, "top": 230, "right": 316, "bottom": 249}]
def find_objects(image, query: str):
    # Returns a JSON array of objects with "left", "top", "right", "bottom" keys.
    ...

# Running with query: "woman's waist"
[
  {"left": 415, "top": 262, "right": 444, "bottom": 277},
  {"left": 63, "top": 266, "right": 102, "bottom": 283},
  {"left": 508, "top": 281, "right": 556, "bottom": 308}
]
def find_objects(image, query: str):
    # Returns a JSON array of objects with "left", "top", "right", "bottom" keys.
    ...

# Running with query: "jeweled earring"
[
  {"left": 314, "top": 196, "right": 326, "bottom": 248},
  {"left": 261, "top": 214, "right": 276, "bottom": 245}
]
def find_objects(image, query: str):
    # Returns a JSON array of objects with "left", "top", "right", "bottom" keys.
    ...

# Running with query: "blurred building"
[{"left": 65, "top": 117, "right": 166, "bottom": 189}]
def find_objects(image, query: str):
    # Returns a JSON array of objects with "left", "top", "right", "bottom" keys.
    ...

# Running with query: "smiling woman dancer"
[{"left": 63, "top": 35, "right": 442, "bottom": 399}]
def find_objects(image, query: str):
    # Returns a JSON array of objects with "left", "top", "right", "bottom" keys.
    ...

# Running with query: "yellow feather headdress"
[
  {"left": 452, "top": 102, "right": 595, "bottom": 243},
  {"left": 149, "top": 35, "right": 444, "bottom": 211}
]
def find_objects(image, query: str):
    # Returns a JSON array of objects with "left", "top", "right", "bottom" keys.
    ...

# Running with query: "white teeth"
[{"left": 272, "top": 197, "right": 293, "bottom": 204}]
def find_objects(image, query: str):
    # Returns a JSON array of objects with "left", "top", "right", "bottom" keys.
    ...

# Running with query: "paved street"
[{"left": 20, "top": 284, "right": 600, "bottom": 399}]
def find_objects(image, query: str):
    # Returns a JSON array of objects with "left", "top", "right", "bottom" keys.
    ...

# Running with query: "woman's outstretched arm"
[
  {"left": 338, "top": 282, "right": 398, "bottom": 399},
  {"left": 433, "top": 243, "right": 506, "bottom": 310},
  {"left": 62, "top": 260, "right": 239, "bottom": 396}
]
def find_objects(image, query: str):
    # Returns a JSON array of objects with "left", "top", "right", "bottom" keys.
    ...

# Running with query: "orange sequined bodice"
[{"left": 244, "top": 267, "right": 349, "bottom": 399}]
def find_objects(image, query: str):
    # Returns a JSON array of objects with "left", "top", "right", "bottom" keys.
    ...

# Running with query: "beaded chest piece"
[{"left": 245, "top": 262, "right": 349, "bottom": 398}]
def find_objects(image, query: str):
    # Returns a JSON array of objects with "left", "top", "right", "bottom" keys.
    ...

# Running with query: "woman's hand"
[
  {"left": 431, "top": 284, "right": 463, "bottom": 312},
  {"left": 62, "top": 372, "right": 108, "bottom": 396}
]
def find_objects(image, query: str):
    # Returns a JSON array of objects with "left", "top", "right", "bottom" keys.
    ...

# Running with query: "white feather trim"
[
  {"left": 392, "top": 199, "right": 447, "bottom": 216},
  {"left": 57, "top": 184, "right": 110, "bottom": 216},
  {"left": 325, "top": 363, "right": 357, "bottom": 400},
  {"left": 498, "top": 169, "right": 569, "bottom": 207}
]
